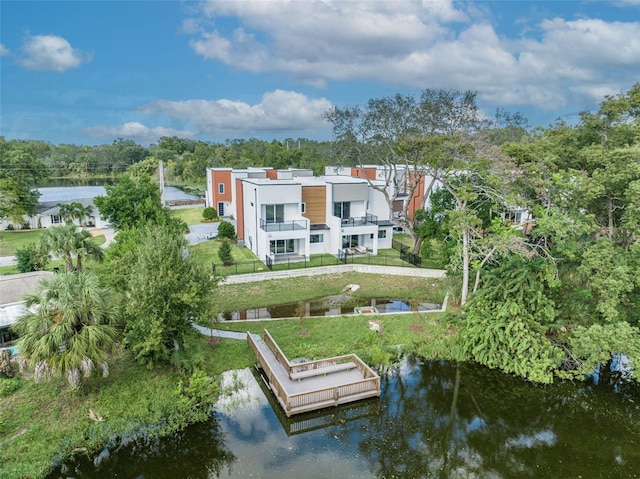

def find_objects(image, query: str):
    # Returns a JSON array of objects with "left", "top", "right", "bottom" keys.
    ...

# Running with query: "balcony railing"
[
  {"left": 339, "top": 214, "right": 378, "bottom": 228},
  {"left": 260, "top": 218, "right": 308, "bottom": 232}
]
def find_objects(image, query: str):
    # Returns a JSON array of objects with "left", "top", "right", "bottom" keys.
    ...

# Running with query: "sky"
[{"left": 1, "top": 0, "right": 639, "bottom": 146}]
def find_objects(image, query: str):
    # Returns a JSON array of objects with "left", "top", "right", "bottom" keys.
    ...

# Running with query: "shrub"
[
  {"left": 218, "top": 239, "right": 234, "bottom": 266},
  {"left": 202, "top": 207, "right": 218, "bottom": 222},
  {"left": 217, "top": 220, "right": 235, "bottom": 239},
  {"left": 15, "top": 243, "right": 48, "bottom": 273}
]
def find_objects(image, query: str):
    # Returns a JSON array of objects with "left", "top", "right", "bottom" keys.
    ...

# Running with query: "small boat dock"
[{"left": 247, "top": 330, "right": 381, "bottom": 417}]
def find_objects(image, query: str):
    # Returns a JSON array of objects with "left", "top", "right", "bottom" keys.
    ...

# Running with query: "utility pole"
[{"left": 158, "top": 160, "right": 166, "bottom": 206}]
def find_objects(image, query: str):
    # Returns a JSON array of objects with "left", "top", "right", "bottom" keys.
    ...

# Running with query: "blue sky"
[{"left": 1, "top": 0, "right": 639, "bottom": 146}]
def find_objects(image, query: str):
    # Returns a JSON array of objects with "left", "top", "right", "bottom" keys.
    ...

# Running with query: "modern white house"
[{"left": 205, "top": 167, "right": 395, "bottom": 262}]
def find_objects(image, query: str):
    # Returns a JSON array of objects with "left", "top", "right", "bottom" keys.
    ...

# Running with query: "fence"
[
  {"left": 392, "top": 239, "right": 422, "bottom": 267},
  {"left": 214, "top": 248, "right": 430, "bottom": 276}
]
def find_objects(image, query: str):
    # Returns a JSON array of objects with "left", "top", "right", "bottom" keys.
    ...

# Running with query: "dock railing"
[{"left": 248, "top": 329, "right": 381, "bottom": 416}]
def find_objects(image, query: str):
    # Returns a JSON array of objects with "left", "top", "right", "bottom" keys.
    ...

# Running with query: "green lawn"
[
  {"left": 0, "top": 235, "right": 105, "bottom": 276},
  {"left": 0, "top": 230, "right": 45, "bottom": 256},
  {"left": 170, "top": 207, "right": 212, "bottom": 226},
  {"left": 190, "top": 238, "right": 260, "bottom": 265}
]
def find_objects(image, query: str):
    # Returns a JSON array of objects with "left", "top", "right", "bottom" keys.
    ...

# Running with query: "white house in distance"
[{"left": 205, "top": 167, "right": 395, "bottom": 262}]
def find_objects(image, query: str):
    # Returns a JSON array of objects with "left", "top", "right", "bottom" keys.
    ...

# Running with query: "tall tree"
[
  {"left": 122, "top": 226, "right": 219, "bottom": 367},
  {"left": 0, "top": 138, "right": 48, "bottom": 223},
  {"left": 12, "top": 271, "right": 120, "bottom": 389},
  {"left": 94, "top": 173, "right": 185, "bottom": 232}
]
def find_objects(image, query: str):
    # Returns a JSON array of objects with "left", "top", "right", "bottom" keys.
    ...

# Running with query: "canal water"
[
  {"left": 48, "top": 359, "right": 640, "bottom": 479},
  {"left": 218, "top": 296, "right": 442, "bottom": 321}
]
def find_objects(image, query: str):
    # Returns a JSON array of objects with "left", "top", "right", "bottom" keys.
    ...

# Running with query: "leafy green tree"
[
  {"left": 12, "top": 271, "right": 120, "bottom": 389},
  {"left": 217, "top": 220, "right": 235, "bottom": 239},
  {"left": 202, "top": 207, "right": 218, "bottom": 221},
  {"left": 218, "top": 239, "right": 234, "bottom": 266},
  {"left": 122, "top": 226, "right": 219, "bottom": 367},
  {"left": 461, "top": 258, "right": 562, "bottom": 383},
  {"left": 94, "top": 174, "right": 184, "bottom": 232},
  {"left": 0, "top": 138, "right": 48, "bottom": 223},
  {"left": 39, "top": 224, "right": 103, "bottom": 271},
  {"left": 15, "top": 242, "right": 49, "bottom": 273}
]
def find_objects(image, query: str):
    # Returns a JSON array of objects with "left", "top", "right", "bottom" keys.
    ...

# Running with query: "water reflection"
[
  {"left": 219, "top": 297, "right": 442, "bottom": 321},
  {"left": 47, "top": 360, "right": 640, "bottom": 479}
]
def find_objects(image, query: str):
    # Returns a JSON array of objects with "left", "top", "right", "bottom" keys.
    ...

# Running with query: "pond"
[
  {"left": 218, "top": 296, "right": 443, "bottom": 321},
  {"left": 48, "top": 359, "right": 640, "bottom": 479}
]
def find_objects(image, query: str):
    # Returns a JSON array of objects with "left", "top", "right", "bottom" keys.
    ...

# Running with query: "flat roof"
[{"left": 0, "top": 271, "right": 53, "bottom": 305}]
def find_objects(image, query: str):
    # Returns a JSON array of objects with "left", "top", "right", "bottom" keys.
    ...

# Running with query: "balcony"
[
  {"left": 260, "top": 218, "right": 308, "bottom": 232},
  {"left": 339, "top": 214, "right": 378, "bottom": 228}
]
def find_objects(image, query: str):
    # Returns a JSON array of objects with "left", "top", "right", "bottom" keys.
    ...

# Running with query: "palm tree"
[
  {"left": 39, "top": 224, "right": 103, "bottom": 271},
  {"left": 12, "top": 271, "right": 121, "bottom": 389}
]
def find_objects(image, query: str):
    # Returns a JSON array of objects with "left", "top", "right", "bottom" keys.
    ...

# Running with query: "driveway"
[{"left": 185, "top": 222, "right": 221, "bottom": 245}]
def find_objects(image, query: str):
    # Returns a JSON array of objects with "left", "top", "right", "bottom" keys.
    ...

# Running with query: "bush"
[
  {"left": 217, "top": 220, "right": 235, "bottom": 239},
  {"left": 15, "top": 243, "right": 48, "bottom": 273},
  {"left": 202, "top": 207, "right": 218, "bottom": 222},
  {"left": 218, "top": 239, "right": 234, "bottom": 266}
]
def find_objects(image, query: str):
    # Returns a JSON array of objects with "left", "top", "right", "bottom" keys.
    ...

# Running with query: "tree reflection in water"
[
  {"left": 335, "top": 358, "right": 640, "bottom": 479},
  {"left": 46, "top": 359, "right": 640, "bottom": 479},
  {"left": 48, "top": 419, "right": 236, "bottom": 479}
]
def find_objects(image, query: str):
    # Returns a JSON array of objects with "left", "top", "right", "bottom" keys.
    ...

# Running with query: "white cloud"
[
  {"left": 138, "top": 90, "right": 332, "bottom": 134},
  {"left": 82, "top": 122, "right": 194, "bottom": 145},
  {"left": 19, "top": 34, "right": 90, "bottom": 72},
  {"left": 0, "top": 44, "right": 9, "bottom": 56},
  {"left": 185, "top": 0, "right": 640, "bottom": 111}
]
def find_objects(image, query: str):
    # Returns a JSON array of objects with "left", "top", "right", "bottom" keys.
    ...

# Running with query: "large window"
[
  {"left": 310, "top": 234, "right": 324, "bottom": 244},
  {"left": 51, "top": 215, "right": 61, "bottom": 224},
  {"left": 342, "top": 235, "right": 359, "bottom": 248},
  {"left": 333, "top": 201, "right": 351, "bottom": 219},
  {"left": 378, "top": 229, "right": 387, "bottom": 239},
  {"left": 265, "top": 204, "right": 284, "bottom": 224},
  {"left": 270, "top": 239, "right": 295, "bottom": 254}
]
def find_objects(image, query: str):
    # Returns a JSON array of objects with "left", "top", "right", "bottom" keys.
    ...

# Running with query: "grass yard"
[
  {"left": 0, "top": 338, "right": 250, "bottom": 479},
  {"left": 212, "top": 311, "right": 463, "bottom": 370},
  {"left": 170, "top": 207, "right": 212, "bottom": 226},
  {"left": 209, "top": 272, "right": 447, "bottom": 314},
  {"left": 0, "top": 235, "right": 105, "bottom": 276},
  {"left": 190, "top": 238, "right": 260, "bottom": 266},
  {"left": 0, "top": 230, "right": 45, "bottom": 256}
]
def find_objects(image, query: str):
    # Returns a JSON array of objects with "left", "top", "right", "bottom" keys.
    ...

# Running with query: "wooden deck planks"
[{"left": 247, "top": 330, "right": 381, "bottom": 416}]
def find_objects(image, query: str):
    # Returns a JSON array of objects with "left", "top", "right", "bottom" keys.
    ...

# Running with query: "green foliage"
[
  {"left": 577, "top": 239, "right": 635, "bottom": 323},
  {"left": 0, "top": 377, "right": 23, "bottom": 397},
  {"left": 12, "top": 271, "right": 121, "bottom": 389},
  {"left": 217, "top": 238, "right": 234, "bottom": 266},
  {"left": 202, "top": 207, "right": 218, "bottom": 221},
  {"left": 175, "top": 369, "right": 218, "bottom": 416},
  {"left": 217, "top": 220, "right": 235, "bottom": 239},
  {"left": 567, "top": 322, "right": 640, "bottom": 383},
  {"left": 122, "top": 226, "right": 219, "bottom": 366},
  {"left": 0, "top": 138, "right": 48, "bottom": 222},
  {"left": 15, "top": 242, "right": 48, "bottom": 273},
  {"left": 94, "top": 174, "right": 185, "bottom": 232},
  {"left": 461, "top": 259, "right": 562, "bottom": 383},
  {"left": 39, "top": 223, "right": 103, "bottom": 271}
]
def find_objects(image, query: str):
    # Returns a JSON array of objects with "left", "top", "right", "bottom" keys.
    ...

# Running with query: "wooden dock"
[{"left": 247, "top": 330, "right": 381, "bottom": 417}]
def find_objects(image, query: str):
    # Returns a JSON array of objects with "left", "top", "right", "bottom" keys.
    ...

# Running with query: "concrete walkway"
[{"left": 192, "top": 323, "right": 256, "bottom": 340}]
